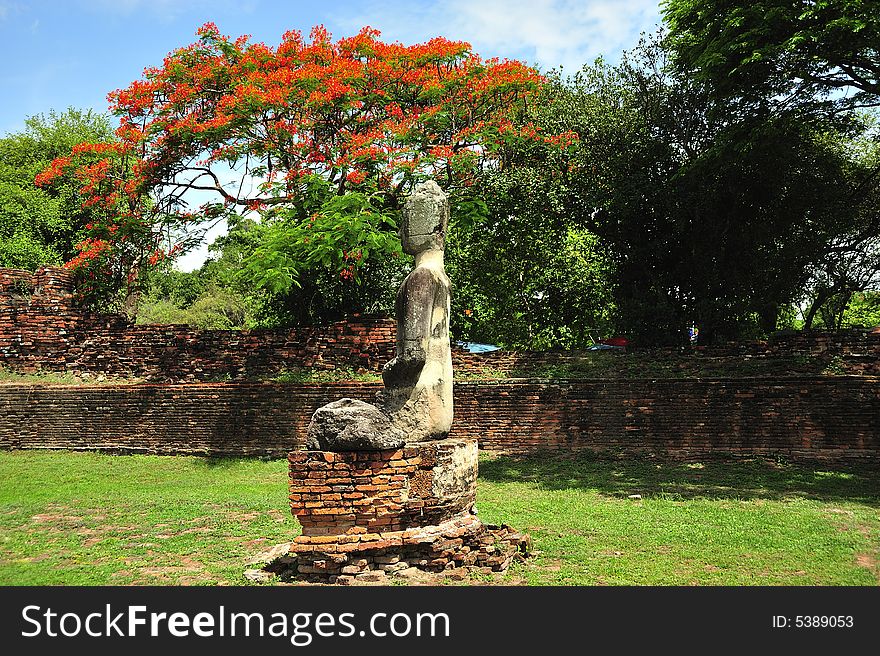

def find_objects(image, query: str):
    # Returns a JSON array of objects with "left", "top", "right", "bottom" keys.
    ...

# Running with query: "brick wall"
[
  {"left": 289, "top": 439, "right": 478, "bottom": 536},
  {"left": 1, "top": 378, "right": 876, "bottom": 464},
  {"left": 4, "top": 266, "right": 880, "bottom": 382},
  {"left": 451, "top": 333, "right": 880, "bottom": 376},
  {"left": 0, "top": 267, "right": 395, "bottom": 380}
]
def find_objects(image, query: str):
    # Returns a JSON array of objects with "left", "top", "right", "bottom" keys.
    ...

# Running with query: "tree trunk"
[{"left": 803, "top": 288, "right": 831, "bottom": 330}]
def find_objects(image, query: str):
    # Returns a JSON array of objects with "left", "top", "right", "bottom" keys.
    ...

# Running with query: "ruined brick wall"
[
  {"left": 1, "top": 378, "right": 876, "bottom": 464},
  {"left": 3, "top": 266, "right": 878, "bottom": 380},
  {"left": 0, "top": 267, "right": 395, "bottom": 380},
  {"left": 453, "top": 378, "right": 878, "bottom": 462},
  {"left": 451, "top": 332, "right": 880, "bottom": 376}
]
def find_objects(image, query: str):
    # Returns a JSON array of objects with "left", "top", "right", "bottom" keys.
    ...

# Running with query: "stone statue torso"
[
  {"left": 306, "top": 180, "right": 453, "bottom": 451},
  {"left": 379, "top": 262, "right": 453, "bottom": 442}
]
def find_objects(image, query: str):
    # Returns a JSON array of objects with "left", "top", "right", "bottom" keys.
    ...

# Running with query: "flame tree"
[{"left": 36, "top": 23, "right": 574, "bottom": 309}]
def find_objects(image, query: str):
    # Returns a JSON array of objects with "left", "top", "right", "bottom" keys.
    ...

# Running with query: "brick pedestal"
[{"left": 285, "top": 438, "right": 529, "bottom": 583}]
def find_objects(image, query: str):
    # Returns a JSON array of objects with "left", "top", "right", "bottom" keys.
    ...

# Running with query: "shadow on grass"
[
  {"left": 200, "top": 455, "right": 282, "bottom": 468},
  {"left": 478, "top": 453, "right": 880, "bottom": 506}
]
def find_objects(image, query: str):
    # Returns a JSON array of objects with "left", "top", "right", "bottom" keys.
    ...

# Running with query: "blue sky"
[
  {"left": 0, "top": 0, "right": 662, "bottom": 134},
  {"left": 0, "top": 0, "right": 662, "bottom": 267}
]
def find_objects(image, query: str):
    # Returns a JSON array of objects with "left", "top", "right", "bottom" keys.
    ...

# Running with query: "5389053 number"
[{"left": 795, "top": 616, "right": 853, "bottom": 628}]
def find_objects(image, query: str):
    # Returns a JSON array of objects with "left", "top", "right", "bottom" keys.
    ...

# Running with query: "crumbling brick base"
[
  {"left": 278, "top": 516, "right": 529, "bottom": 584},
  {"left": 282, "top": 437, "right": 529, "bottom": 583}
]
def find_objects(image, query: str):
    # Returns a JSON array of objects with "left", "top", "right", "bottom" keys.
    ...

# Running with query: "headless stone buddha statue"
[{"left": 306, "top": 180, "right": 453, "bottom": 451}]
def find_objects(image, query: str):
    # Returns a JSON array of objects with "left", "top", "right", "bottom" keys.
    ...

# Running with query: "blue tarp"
[{"left": 456, "top": 341, "right": 501, "bottom": 354}]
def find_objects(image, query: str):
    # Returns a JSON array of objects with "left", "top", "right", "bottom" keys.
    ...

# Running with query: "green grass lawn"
[{"left": 1, "top": 451, "right": 877, "bottom": 586}]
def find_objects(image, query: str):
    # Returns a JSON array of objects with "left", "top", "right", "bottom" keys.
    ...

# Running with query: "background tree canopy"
[
  {"left": 663, "top": 0, "right": 880, "bottom": 111},
  {"left": 0, "top": 109, "right": 114, "bottom": 270},
  {"left": 3, "top": 11, "right": 880, "bottom": 345},
  {"left": 33, "top": 24, "right": 567, "bottom": 311},
  {"left": 663, "top": 0, "right": 880, "bottom": 337}
]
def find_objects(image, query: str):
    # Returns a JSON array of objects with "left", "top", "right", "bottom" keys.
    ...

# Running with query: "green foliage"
[
  {"left": 807, "top": 290, "right": 880, "bottom": 330},
  {"left": 272, "top": 367, "right": 381, "bottom": 383},
  {"left": 663, "top": 0, "right": 880, "bottom": 111},
  {"left": 235, "top": 176, "right": 406, "bottom": 326},
  {"left": 664, "top": 1, "right": 880, "bottom": 338},
  {"left": 447, "top": 82, "right": 616, "bottom": 350},
  {"left": 136, "top": 189, "right": 406, "bottom": 329},
  {"left": 137, "top": 285, "right": 250, "bottom": 330},
  {"left": 137, "top": 245, "right": 258, "bottom": 330},
  {"left": 841, "top": 291, "right": 880, "bottom": 328},
  {"left": 554, "top": 35, "right": 877, "bottom": 344},
  {"left": 132, "top": 13, "right": 879, "bottom": 343},
  {"left": 0, "top": 369, "right": 143, "bottom": 385},
  {"left": 796, "top": 122, "right": 880, "bottom": 329},
  {"left": 243, "top": 180, "right": 403, "bottom": 293},
  {"left": 0, "top": 109, "right": 114, "bottom": 270}
]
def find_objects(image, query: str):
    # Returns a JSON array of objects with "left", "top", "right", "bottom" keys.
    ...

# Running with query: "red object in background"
[{"left": 599, "top": 336, "right": 629, "bottom": 347}]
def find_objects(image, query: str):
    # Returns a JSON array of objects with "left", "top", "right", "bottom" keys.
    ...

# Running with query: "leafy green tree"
[
  {"left": 239, "top": 175, "right": 406, "bottom": 325},
  {"left": 663, "top": 0, "right": 880, "bottom": 112},
  {"left": 841, "top": 291, "right": 880, "bottom": 328},
  {"left": 797, "top": 125, "right": 880, "bottom": 329},
  {"left": 138, "top": 202, "right": 404, "bottom": 328},
  {"left": 136, "top": 281, "right": 249, "bottom": 329},
  {"left": 37, "top": 24, "right": 561, "bottom": 310},
  {"left": 554, "top": 37, "right": 875, "bottom": 344},
  {"left": 0, "top": 109, "right": 114, "bottom": 270},
  {"left": 664, "top": 2, "right": 880, "bottom": 338},
  {"left": 447, "top": 113, "right": 615, "bottom": 349}
]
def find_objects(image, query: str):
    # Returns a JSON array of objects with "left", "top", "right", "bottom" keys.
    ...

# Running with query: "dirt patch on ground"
[
  {"left": 541, "top": 559, "right": 563, "bottom": 572},
  {"left": 137, "top": 556, "right": 206, "bottom": 581},
  {"left": 31, "top": 513, "right": 82, "bottom": 524},
  {"left": 267, "top": 509, "right": 288, "bottom": 522},
  {"left": 855, "top": 553, "right": 879, "bottom": 583}
]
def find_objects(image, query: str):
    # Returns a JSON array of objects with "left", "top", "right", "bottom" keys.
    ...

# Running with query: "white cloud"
[
  {"left": 0, "top": 1, "right": 26, "bottom": 21},
  {"left": 337, "top": 0, "right": 661, "bottom": 73}
]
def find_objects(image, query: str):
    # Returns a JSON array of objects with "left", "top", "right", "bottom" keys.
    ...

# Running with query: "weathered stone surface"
[
  {"left": 355, "top": 570, "right": 387, "bottom": 583},
  {"left": 398, "top": 179, "right": 449, "bottom": 253},
  {"left": 244, "top": 568, "right": 275, "bottom": 583},
  {"left": 304, "top": 181, "right": 454, "bottom": 452},
  {"left": 391, "top": 567, "right": 436, "bottom": 584},
  {"left": 248, "top": 542, "right": 291, "bottom": 566},
  {"left": 378, "top": 180, "right": 453, "bottom": 444},
  {"left": 377, "top": 561, "right": 408, "bottom": 573},
  {"left": 306, "top": 398, "right": 402, "bottom": 451},
  {"left": 431, "top": 439, "right": 478, "bottom": 498},
  {"left": 443, "top": 567, "right": 468, "bottom": 581}
]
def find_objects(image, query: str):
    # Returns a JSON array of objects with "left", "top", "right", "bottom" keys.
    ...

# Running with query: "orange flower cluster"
[
  {"left": 34, "top": 156, "right": 71, "bottom": 187},
  {"left": 100, "top": 23, "right": 549, "bottom": 190},
  {"left": 34, "top": 22, "right": 575, "bottom": 299},
  {"left": 64, "top": 238, "right": 110, "bottom": 271}
]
